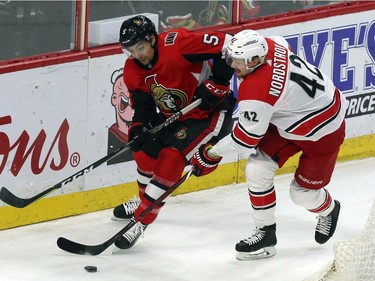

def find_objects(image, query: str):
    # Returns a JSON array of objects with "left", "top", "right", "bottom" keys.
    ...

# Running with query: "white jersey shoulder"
[
  {"left": 271, "top": 49, "right": 346, "bottom": 141},
  {"left": 268, "top": 36, "right": 290, "bottom": 49}
]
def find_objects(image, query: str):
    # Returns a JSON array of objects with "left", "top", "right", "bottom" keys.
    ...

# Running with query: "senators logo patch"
[
  {"left": 175, "top": 127, "right": 187, "bottom": 139},
  {"left": 145, "top": 74, "right": 188, "bottom": 115}
]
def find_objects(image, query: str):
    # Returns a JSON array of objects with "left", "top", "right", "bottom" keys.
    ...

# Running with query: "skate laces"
[
  {"left": 123, "top": 222, "right": 146, "bottom": 243},
  {"left": 243, "top": 229, "right": 266, "bottom": 245},
  {"left": 122, "top": 196, "right": 141, "bottom": 216},
  {"left": 316, "top": 215, "right": 332, "bottom": 236}
]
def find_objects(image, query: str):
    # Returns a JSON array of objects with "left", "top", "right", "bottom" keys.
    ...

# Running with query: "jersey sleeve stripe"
[{"left": 232, "top": 123, "right": 263, "bottom": 148}]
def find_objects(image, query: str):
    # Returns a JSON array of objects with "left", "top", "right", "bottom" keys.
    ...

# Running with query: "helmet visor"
[
  {"left": 225, "top": 50, "right": 247, "bottom": 68},
  {"left": 121, "top": 40, "right": 147, "bottom": 57}
]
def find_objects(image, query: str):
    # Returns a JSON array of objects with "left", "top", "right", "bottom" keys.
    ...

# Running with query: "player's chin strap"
[
  {"left": 57, "top": 167, "right": 194, "bottom": 255},
  {"left": 0, "top": 99, "right": 202, "bottom": 208}
]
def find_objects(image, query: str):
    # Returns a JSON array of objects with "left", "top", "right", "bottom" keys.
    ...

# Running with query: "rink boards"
[{"left": 1, "top": 5, "right": 375, "bottom": 229}]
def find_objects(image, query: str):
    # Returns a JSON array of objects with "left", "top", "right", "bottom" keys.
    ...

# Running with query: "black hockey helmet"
[{"left": 119, "top": 15, "right": 156, "bottom": 48}]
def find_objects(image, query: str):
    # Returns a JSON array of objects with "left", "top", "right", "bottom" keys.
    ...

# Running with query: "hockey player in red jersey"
[
  {"left": 191, "top": 29, "right": 346, "bottom": 260},
  {"left": 112, "top": 15, "right": 235, "bottom": 251}
]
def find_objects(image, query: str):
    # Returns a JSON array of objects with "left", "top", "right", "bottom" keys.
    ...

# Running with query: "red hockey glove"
[
  {"left": 190, "top": 143, "right": 222, "bottom": 177},
  {"left": 194, "top": 79, "right": 230, "bottom": 110}
]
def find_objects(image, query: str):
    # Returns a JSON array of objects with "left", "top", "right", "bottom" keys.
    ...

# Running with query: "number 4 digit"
[
  {"left": 244, "top": 111, "right": 259, "bottom": 122},
  {"left": 290, "top": 73, "right": 325, "bottom": 98},
  {"left": 289, "top": 54, "right": 325, "bottom": 98}
]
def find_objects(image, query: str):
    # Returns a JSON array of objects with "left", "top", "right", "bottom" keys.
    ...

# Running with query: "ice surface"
[{"left": 0, "top": 158, "right": 374, "bottom": 281}]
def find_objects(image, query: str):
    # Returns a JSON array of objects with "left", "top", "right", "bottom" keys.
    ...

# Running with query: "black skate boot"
[
  {"left": 315, "top": 200, "right": 341, "bottom": 244},
  {"left": 235, "top": 223, "right": 277, "bottom": 260},
  {"left": 112, "top": 196, "right": 141, "bottom": 221},
  {"left": 113, "top": 220, "right": 147, "bottom": 252}
]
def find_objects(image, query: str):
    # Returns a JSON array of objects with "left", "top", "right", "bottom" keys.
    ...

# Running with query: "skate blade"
[
  {"left": 111, "top": 216, "right": 131, "bottom": 222},
  {"left": 235, "top": 246, "right": 276, "bottom": 260},
  {"left": 112, "top": 245, "right": 128, "bottom": 255}
]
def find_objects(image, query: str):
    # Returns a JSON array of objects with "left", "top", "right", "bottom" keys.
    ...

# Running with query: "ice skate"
[
  {"left": 315, "top": 200, "right": 341, "bottom": 244},
  {"left": 113, "top": 220, "right": 147, "bottom": 253},
  {"left": 111, "top": 196, "right": 141, "bottom": 221},
  {"left": 235, "top": 223, "right": 277, "bottom": 260}
]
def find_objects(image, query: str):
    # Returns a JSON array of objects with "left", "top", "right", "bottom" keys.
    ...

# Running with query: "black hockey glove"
[
  {"left": 194, "top": 78, "right": 230, "bottom": 110},
  {"left": 128, "top": 125, "right": 155, "bottom": 152},
  {"left": 190, "top": 143, "right": 222, "bottom": 177}
]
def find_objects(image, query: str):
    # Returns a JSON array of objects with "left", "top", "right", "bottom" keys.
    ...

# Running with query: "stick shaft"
[
  {"left": 0, "top": 99, "right": 201, "bottom": 208},
  {"left": 57, "top": 169, "right": 193, "bottom": 255}
]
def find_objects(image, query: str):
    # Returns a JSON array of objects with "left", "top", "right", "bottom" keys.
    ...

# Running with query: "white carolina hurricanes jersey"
[{"left": 212, "top": 36, "right": 347, "bottom": 155}]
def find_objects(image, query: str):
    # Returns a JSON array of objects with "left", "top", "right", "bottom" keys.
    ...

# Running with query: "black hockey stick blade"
[
  {"left": 0, "top": 141, "right": 133, "bottom": 208},
  {"left": 0, "top": 99, "right": 201, "bottom": 208},
  {"left": 57, "top": 168, "right": 193, "bottom": 255},
  {"left": 57, "top": 219, "right": 137, "bottom": 256},
  {"left": 0, "top": 186, "right": 55, "bottom": 208}
]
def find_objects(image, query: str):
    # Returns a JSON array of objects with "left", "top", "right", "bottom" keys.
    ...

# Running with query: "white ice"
[{"left": 0, "top": 158, "right": 374, "bottom": 281}]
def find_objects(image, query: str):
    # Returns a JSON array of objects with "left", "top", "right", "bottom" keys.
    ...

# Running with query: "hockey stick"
[
  {"left": 57, "top": 168, "right": 193, "bottom": 255},
  {"left": 0, "top": 99, "right": 201, "bottom": 208}
]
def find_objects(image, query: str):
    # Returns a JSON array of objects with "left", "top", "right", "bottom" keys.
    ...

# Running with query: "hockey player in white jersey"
[{"left": 190, "top": 29, "right": 347, "bottom": 260}]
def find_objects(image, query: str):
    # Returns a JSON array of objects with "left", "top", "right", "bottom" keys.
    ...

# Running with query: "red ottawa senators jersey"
[{"left": 123, "top": 28, "right": 232, "bottom": 121}]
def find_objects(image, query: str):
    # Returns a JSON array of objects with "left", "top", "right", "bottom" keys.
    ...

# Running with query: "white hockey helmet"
[{"left": 226, "top": 29, "right": 268, "bottom": 69}]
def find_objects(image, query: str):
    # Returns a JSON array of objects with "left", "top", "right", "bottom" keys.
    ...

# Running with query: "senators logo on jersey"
[{"left": 145, "top": 75, "right": 188, "bottom": 115}]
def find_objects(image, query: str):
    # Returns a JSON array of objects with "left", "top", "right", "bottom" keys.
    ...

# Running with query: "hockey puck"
[{"left": 84, "top": 266, "right": 97, "bottom": 273}]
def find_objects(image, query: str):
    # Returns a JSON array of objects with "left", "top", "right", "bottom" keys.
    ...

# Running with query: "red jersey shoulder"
[
  {"left": 238, "top": 64, "right": 276, "bottom": 105},
  {"left": 123, "top": 58, "right": 147, "bottom": 92},
  {"left": 265, "top": 37, "right": 289, "bottom": 101},
  {"left": 159, "top": 27, "right": 227, "bottom": 55},
  {"left": 238, "top": 38, "right": 289, "bottom": 106}
]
